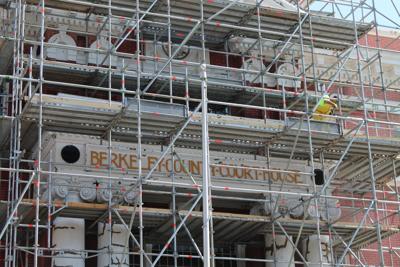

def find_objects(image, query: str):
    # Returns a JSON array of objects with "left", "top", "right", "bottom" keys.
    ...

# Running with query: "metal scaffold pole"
[
  {"left": 0, "top": 0, "right": 400, "bottom": 266},
  {"left": 200, "top": 1, "right": 212, "bottom": 266}
]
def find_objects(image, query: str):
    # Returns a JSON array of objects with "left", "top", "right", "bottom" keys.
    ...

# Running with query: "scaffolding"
[{"left": 0, "top": 0, "right": 400, "bottom": 266}]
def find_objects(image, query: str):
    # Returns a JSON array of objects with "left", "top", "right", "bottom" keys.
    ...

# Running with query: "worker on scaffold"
[{"left": 313, "top": 94, "right": 338, "bottom": 121}]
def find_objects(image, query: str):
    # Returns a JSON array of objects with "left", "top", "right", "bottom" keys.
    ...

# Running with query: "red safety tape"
[
  {"left": 171, "top": 75, "right": 177, "bottom": 81},
  {"left": 176, "top": 33, "right": 184, "bottom": 37},
  {"left": 224, "top": 187, "right": 230, "bottom": 191}
]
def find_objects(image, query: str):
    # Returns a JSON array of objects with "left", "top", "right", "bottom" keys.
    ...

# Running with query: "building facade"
[{"left": 0, "top": 0, "right": 400, "bottom": 266}]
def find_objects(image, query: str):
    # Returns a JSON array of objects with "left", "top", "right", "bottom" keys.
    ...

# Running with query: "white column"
[
  {"left": 265, "top": 234, "right": 295, "bottom": 267},
  {"left": 235, "top": 244, "right": 246, "bottom": 267},
  {"left": 98, "top": 223, "right": 130, "bottom": 267},
  {"left": 302, "top": 235, "right": 333, "bottom": 267},
  {"left": 144, "top": 244, "right": 153, "bottom": 267},
  {"left": 52, "top": 217, "right": 85, "bottom": 267}
]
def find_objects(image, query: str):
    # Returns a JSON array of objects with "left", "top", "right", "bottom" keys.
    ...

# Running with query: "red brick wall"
[
  {"left": 343, "top": 109, "right": 400, "bottom": 138},
  {"left": 349, "top": 235, "right": 400, "bottom": 266},
  {"left": 209, "top": 51, "right": 242, "bottom": 68},
  {"left": 336, "top": 186, "right": 400, "bottom": 266},
  {"left": 0, "top": 170, "right": 8, "bottom": 201},
  {"left": 359, "top": 33, "right": 400, "bottom": 51},
  {"left": 341, "top": 86, "right": 400, "bottom": 102}
]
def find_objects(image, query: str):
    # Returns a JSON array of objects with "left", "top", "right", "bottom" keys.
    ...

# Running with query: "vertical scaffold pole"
[
  {"left": 34, "top": 0, "right": 45, "bottom": 266},
  {"left": 201, "top": 62, "right": 211, "bottom": 267},
  {"left": 200, "top": 1, "right": 211, "bottom": 266}
]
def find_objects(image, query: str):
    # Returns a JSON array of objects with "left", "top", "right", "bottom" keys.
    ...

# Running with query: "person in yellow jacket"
[{"left": 313, "top": 94, "right": 338, "bottom": 121}]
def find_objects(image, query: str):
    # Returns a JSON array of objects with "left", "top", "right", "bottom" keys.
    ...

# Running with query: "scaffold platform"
[{"left": 0, "top": 200, "right": 397, "bottom": 251}]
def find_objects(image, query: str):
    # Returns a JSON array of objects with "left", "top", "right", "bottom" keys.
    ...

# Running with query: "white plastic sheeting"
[
  {"left": 320, "top": 198, "right": 342, "bottom": 222},
  {"left": 145, "top": 42, "right": 205, "bottom": 75},
  {"left": 277, "top": 63, "right": 301, "bottom": 88},
  {"left": 242, "top": 57, "right": 277, "bottom": 87},
  {"left": 302, "top": 235, "right": 333, "bottom": 267},
  {"left": 52, "top": 217, "right": 85, "bottom": 267},
  {"left": 250, "top": 195, "right": 306, "bottom": 219},
  {"left": 98, "top": 223, "right": 130, "bottom": 267},
  {"left": 250, "top": 195, "right": 280, "bottom": 217},
  {"left": 287, "top": 196, "right": 305, "bottom": 219},
  {"left": 307, "top": 198, "right": 341, "bottom": 223},
  {"left": 88, "top": 34, "right": 117, "bottom": 66},
  {"left": 265, "top": 234, "right": 295, "bottom": 267},
  {"left": 228, "top": 37, "right": 300, "bottom": 61},
  {"left": 213, "top": 0, "right": 300, "bottom": 12},
  {"left": 47, "top": 26, "right": 77, "bottom": 62}
]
